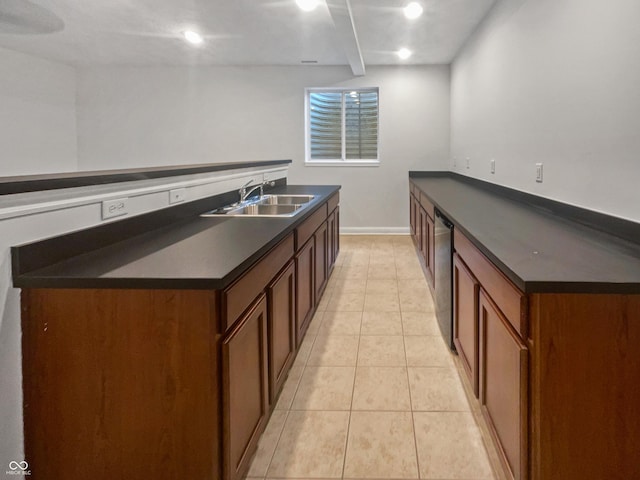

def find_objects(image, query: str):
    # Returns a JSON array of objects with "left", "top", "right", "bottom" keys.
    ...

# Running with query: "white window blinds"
[{"left": 306, "top": 88, "right": 379, "bottom": 163}]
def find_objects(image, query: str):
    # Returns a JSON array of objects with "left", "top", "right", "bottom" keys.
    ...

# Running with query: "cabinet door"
[
  {"left": 333, "top": 206, "right": 340, "bottom": 261},
  {"left": 267, "top": 261, "right": 296, "bottom": 404},
  {"left": 410, "top": 194, "right": 416, "bottom": 236},
  {"left": 295, "top": 238, "right": 315, "bottom": 346},
  {"left": 479, "top": 290, "right": 528, "bottom": 480},
  {"left": 453, "top": 253, "right": 480, "bottom": 395},
  {"left": 426, "top": 214, "right": 435, "bottom": 284},
  {"left": 314, "top": 221, "right": 328, "bottom": 299},
  {"left": 222, "top": 295, "right": 269, "bottom": 480},
  {"left": 328, "top": 210, "right": 336, "bottom": 272},
  {"left": 418, "top": 206, "right": 427, "bottom": 261}
]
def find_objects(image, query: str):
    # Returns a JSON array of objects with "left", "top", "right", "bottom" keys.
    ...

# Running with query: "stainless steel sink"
[
  {"left": 227, "top": 204, "right": 301, "bottom": 216},
  {"left": 201, "top": 194, "right": 315, "bottom": 217},
  {"left": 258, "top": 194, "right": 315, "bottom": 205}
]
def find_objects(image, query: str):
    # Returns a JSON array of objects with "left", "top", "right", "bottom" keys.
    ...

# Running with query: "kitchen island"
[{"left": 12, "top": 164, "right": 340, "bottom": 480}]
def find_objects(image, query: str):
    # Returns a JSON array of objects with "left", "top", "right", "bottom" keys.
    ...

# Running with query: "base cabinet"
[
  {"left": 222, "top": 295, "right": 269, "bottom": 480},
  {"left": 413, "top": 177, "right": 640, "bottom": 480},
  {"left": 418, "top": 206, "right": 428, "bottom": 262},
  {"left": 21, "top": 289, "right": 221, "bottom": 480},
  {"left": 295, "top": 238, "right": 315, "bottom": 346},
  {"left": 328, "top": 207, "right": 339, "bottom": 271},
  {"left": 314, "top": 221, "right": 328, "bottom": 299},
  {"left": 479, "top": 290, "right": 528, "bottom": 480},
  {"left": 19, "top": 193, "right": 340, "bottom": 480},
  {"left": 453, "top": 253, "right": 479, "bottom": 395},
  {"left": 410, "top": 184, "right": 435, "bottom": 288},
  {"left": 426, "top": 214, "right": 435, "bottom": 283},
  {"left": 454, "top": 229, "right": 528, "bottom": 480},
  {"left": 410, "top": 194, "right": 417, "bottom": 236},
  {"left": 267, "top": 261, "right": 296, "bottom": 404}
]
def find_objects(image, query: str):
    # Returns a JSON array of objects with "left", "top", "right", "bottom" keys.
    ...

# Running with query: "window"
[{"left": 305, "top": 88, "right": 379, "bottom": 165}]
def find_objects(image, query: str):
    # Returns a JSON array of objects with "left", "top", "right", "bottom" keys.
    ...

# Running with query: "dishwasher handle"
[{"left": 435, "top": 208, "right": 454, "bottom": 229}]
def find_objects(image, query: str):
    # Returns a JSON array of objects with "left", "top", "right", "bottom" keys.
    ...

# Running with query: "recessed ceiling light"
[
  {"left": 296, "top": 0, "right": 319, "bottom": 12},
  {"left": 404, "top": 2, "right": 423, "bottom": 19},
  {"left": 397, "top": 48, "right": 412, "bottom": 60},
  {"left": 183, "top": 30, "right": 203, "bottom": 45}
]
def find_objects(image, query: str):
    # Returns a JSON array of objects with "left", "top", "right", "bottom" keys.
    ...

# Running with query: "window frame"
[{"left": 304, "top": 87, "right": 380, "bottom": 167}]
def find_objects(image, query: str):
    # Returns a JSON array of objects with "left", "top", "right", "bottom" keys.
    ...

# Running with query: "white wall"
[
  {"left": 0, "top": 47, "right": 78, "bottom": 176},
  {"left": 451, "top": 0, "right": 640, "bottom": 222},
  {"left": 76, "top": 65, "right": 451, "bottom": 232}
]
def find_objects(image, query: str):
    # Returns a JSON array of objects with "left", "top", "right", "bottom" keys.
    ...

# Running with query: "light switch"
[{"left": 536, "top": 163, "right": 543, "bottom": 183}]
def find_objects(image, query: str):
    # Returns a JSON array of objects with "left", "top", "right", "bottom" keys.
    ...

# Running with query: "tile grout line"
[
  {"left": 339, "top": 253, "right": 367, "bottom": 480},
  {"left": 259, "top": 408, "right": 290, "bottom": 479},
  {"left": 398, "top": 255, "right": 423, "bottom": 480}
]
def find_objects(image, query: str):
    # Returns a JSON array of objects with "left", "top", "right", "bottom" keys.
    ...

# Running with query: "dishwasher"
[{"left": 434, "top": 208, "right": 455, "bottom": 351}]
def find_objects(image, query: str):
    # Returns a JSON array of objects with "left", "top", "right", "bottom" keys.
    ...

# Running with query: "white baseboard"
[{"left": 339, "top": 227, "right": 411, "bottom": 235}]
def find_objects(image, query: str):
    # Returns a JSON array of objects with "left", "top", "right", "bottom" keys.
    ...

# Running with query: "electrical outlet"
[
  {"left": 169, "top": 188, "right": 186, "bottom": 204},
  {"left": 490, "top": 159, "right": 495, "bottom": 174},
  {"left": 536, "top": 163, "right": 543, "bottom": 183},
  {"left": 102, "top": 198, "right": 128, "bottom": 220},
  {"left": 466, "top": 157, "right": 470, "bottom": 169}
]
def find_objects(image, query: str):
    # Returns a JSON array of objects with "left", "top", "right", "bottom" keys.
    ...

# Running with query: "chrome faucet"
[{"left": 239, "top": 179, "right": 275, "bottom": 203}]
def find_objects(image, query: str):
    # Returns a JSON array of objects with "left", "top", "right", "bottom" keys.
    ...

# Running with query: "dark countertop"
[
  {"left": 410, "top": 173, "right": 640, "bottom": 294},
  {"left": 1, "top": 159, "right": 292, "bottom": 195},
  {"left": 13, "top": 185, "right": 339, "bottom": 290}
]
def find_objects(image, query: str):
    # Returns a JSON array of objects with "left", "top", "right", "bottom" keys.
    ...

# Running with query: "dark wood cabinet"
[
  {"left": 454, "top": 229, "right": 528, "bottom": 480},
  {"left": 295, "top": 237, "right": 315, "bottom": 346},
  {"left": 416, "top": 205, "right": 435, "bottom": 287},
  {"left": 412, "top": 179, "right": 640, "bottom": 480},
  {"left": 410, "top": 193, "right": 417, "bottom": 236},
  {"left": 426, "top": 213, "right": 435, "bottom": 284},
  {"left": 453, "top": 253, "right": 479, "bottom": 395},
  {"left": 267, "top": 261, "right": 296, "bottom": 404},
  {"left": 328, "top": 207, "right": 339, "bottom": 272},
  {"left": 314, "top": 221, "right": 328, "bottom": 299},
  {"left": 333, "top": 206, "right": 340, "bottom": 261},
  {"left": 411, "top": 186, "right": 435, "bottom": 289},
  {"left": 21, "top": 288, "right": 221, "bottom": 480},
  {"left": 418, "top": 206, "right": 427, "bottom": 262},
  {"left": 19, "top": 194, "right": 340, "bottom": 480},
  {"left": 479, "top": 289, "right": 528, "bottom": 480},
  {"left": 222, "top": 294, "right": 269, "bottom": 480}
]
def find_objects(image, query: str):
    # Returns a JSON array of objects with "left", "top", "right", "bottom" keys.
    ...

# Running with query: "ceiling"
[{"left": 0, "top": 0, "right": 496, "bottom": 71}]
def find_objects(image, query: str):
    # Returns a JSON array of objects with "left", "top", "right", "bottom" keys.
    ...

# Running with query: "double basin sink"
[{"left": 201, "top": 194, "right": 315, "bottom": 217}]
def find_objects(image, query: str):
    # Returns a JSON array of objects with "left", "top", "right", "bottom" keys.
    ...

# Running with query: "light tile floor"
[{"left": 247, "top": 235, "right": 499, "bottom": 480}]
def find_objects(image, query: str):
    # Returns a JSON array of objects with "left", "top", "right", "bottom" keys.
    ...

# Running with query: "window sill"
[{"left": 304, "top": 160, "right": 380, "bottom": 167}]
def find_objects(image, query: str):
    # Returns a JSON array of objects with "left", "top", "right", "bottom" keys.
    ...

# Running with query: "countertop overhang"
[
  {"left": 410, "top": 172, "right": 640, "bottom": 294},
  {"left": 13, "top": 184, "right": 340, "bottom": 290},
  {"left": 1, "top": 159, "right": 292, "bottom": 195}
]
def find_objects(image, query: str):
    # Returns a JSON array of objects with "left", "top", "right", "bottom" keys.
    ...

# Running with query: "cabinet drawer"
[
  {"left": 296, "top": 204, "right": 328, "bottom": 250},
  {"left": 223, "top": 233, "right": 294, "bottom": 331},
  {"left": 327, "top": 192, "right": 340, "bottom": 213},
  {"left": 419, "top": 192, "right": 435, "bottom": 218},
  {"left": 454, "top": 230, "right": 527, "bottom": 337}
]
